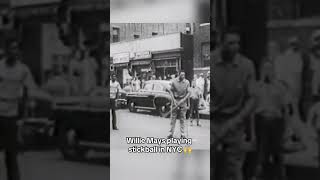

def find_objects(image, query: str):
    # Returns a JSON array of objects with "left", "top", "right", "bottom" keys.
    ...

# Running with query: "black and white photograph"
[
  {"left": 0, "top": 0, "right": 108, "bottom": 179},
  {"left": 212, "top": 0, "right": 319, "bottom": 180},
  {"left": 110, "top": 23, "right": 210, "bottom": 180}
]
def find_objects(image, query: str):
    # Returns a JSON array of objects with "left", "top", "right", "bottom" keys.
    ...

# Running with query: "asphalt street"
[
  {"left": 0, "top": 150, "right": 108, "bottom": 180},
  {"left": 110, "top": 109, "right": 210, "bottom": 180}
]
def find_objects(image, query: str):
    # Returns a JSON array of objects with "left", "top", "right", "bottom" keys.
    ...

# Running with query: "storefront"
[
  {"left": 110, "top": 33, "right": 193, "bottom": 82},
  {"left": 152, "top": 48, "right": 182, "bottom": 80},
  {"left": 130, "top": 51, "right": 152, "bottom": 79},
  {"left": 12, "top": 0, "right": 108, "bottom": 84},
  {"left": 111, "top": 52, "right": 130, "bottom": 87}
]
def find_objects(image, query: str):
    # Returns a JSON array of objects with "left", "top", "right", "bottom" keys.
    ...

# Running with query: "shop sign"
[
  {"left": 114, "top": 63, "right": 128, "bottom": 67},
  {"left": 131, "top": 60, "right": 151, "bottom": 66},
  {"left": 113, "top": 52, "right": 130, "bottom": 64},
  {"left": 141, "top": 68, "right": 150, "bottom": 72},
  {"left": 133, "top": 51, "right": 151, "bottom": 60}
]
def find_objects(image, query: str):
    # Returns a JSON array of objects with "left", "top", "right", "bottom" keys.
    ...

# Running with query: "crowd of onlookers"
[
  {"left": 42, "top": 47, "right": 99, "bottom": 97},
  {"left": 123, "top": 71, "right": 210, "bottom": 99},
  {"left": 264, "top": 31, "right": 320, "bottom": 131}
]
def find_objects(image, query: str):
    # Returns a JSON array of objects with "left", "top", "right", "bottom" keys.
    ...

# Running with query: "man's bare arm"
[
  {"left": 23, "top": 67, "right": 52, "bottom": 102},
  {"left": 237, "top": 97, "right": 256, "bottom": 120}
]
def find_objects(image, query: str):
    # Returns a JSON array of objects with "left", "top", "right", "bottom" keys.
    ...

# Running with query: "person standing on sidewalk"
[
  {"left": 0, "top": 39, "right": 52, "bottom": 180},
  {"left": 254, "top": 61, "right": 289, "bottom": 180},
  {"left": 189, "top": 81, "right": 201, "bottom": 126},
  {"left": 110, "top": 74, "right": 121, "bottom": 130},
  {"left": 167, "top": 70, "right": 190, "bottom": 139}
]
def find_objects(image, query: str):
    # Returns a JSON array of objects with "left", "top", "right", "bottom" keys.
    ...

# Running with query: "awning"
[{"left": 113, "top": 63, "right": 128, "bottom": 68}]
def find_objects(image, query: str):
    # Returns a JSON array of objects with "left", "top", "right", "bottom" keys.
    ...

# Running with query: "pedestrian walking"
[
  {"left": 189, "top": 81, "right": 201, "bottom": 126},
  {"left": 110, "top": 74, "right": 121, "bottom": 130},
  {"left": 167, "top": 71, "right": 190, "bottom": 139},
  {"left": 212, "top": 28, "right": 257, "bottom": 180}
]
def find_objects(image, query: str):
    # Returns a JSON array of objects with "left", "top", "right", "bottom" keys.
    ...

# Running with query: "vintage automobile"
[
  {"left": 51, "top": 87, "right": 109, "bottom": 160},
  {"left": 126, "top": 80, "right": 173, "bottom": 117},
  {"left": 116, "top": 89, "right": 127, "bottom": 108}
]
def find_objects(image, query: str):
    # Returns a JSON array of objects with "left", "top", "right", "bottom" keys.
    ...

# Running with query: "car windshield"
[
  {"left": 144, "top": 83, "right": 153, "bottom": 91},
  {"left": 153, "top": 83, "right": 163, "bottom": 91}
]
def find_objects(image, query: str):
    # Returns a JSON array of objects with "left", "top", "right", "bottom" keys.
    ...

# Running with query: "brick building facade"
[
  {"left": 193, "top": 23, "right": 210, "bottom": 68},
  {"left": 110, "top": 23, "right": 193, "bottom": 43},
  {"left": 111, "top": 23, "right": 210, "bottom": 69}
]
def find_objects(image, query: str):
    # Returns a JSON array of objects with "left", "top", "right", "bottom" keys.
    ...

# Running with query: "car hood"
[{"left": 127, "top": 91, "right": 170, "bottom": 97}]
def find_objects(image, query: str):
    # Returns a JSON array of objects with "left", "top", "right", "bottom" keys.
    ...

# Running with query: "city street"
[
  {"left": 0, "top": 151, "right": 108, "bottom": 180},
  {"left": 110, "top": 109, "right": 210, "bottom": 180}
]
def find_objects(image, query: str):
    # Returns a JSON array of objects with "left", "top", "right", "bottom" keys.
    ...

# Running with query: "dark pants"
[
  {"left": 213, "top": 114, "right": 247, "bottom": 180},
  {"left": 190, "top": 98, "right": 199, "bottom": 122},
  {"left": 110, "top": 99, "right": 117, "bottom": 129},
  {"left": 169, "top": 102, "right": 187, "bottom": 136},
  {"left": 0, "top": 116, "right": 20, "bottom": 180},
  {"left": 255, "top": 114, "right": 285, "bottom": 180}
]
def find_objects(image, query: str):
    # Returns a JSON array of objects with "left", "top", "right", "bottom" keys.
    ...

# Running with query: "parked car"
[
  {"left": 51, "top": 87, "right": 109, "bottom": 161},
  {"left": 126, "top": 80, "right": 172, "bottom": 117},
  {"left": 116, "top": 89, "right": 127, "bottom": 108}
]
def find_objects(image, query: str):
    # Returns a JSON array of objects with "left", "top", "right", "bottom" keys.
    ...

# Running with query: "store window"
[
  {"left": 201, "top": 43, "right": 210, "bottom": 67},
  {"left": 112, "top": 27, "right": 120, "bottom": 42},
  {"left": 186, "top": 23, "right": 191, "bottom": 34}
]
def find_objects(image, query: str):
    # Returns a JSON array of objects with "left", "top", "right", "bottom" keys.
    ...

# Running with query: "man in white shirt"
[
  {"left": 131, "top": 76, "right": 141, "bottom": 92},
  {"left": 274, "top": 37, "right": 303, "bottom": 105},
  {"left": 110, "top": 74, "right": 121, "bottom": 130},
  {"left": 0, "top": 39, "right": 52, "bottom": 180},
  {"left": 196, "top": 73, "right": 205, "bottom": 97}
]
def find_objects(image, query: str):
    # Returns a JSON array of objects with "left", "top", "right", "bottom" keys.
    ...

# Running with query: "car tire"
[
  {"left": 128, "top": 101, "right": 137, "bottom": 113},
  {"left": 59, "top": 127, "right": 86, "bottom": 161},
  {"left": 158, "top": 105, "right": 170, "bottom": 118}
]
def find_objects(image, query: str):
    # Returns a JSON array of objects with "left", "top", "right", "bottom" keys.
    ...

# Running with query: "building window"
[
  {"left": 299, "top": 0, "right": 320, "bottom": 18},
  {"left": 268, "top": 0, "right": 320, "bottom": 20},
  {"left": 134, "top": 34, "right": 140, "bottom": 39},
  {"left": 269, "top": 0, "right": 294, "bottom": 20},
  {"left": 186, "top": 23, "right": 191, "bottom": 34},
  {"left": 112, "top": 27, "right": 120, "bottom": 42},
  {"left": 201, "top": 43, "right": 210, "bottom": 67}
]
